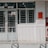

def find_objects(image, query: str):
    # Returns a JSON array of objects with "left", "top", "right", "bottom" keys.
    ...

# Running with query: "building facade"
[{"left": 0, "top": 0, "right": 47, "bottom": 48}]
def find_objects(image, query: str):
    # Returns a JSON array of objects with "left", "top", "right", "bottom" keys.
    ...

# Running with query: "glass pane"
[
  {"left": 0, "top": 28, "right": 5, "bottom": 32},
  {"left": 25, "top": 2, "right": 35, "bottom": 8},
  {"left": 0, "top": 3, "right": 16, "bottom": 8},
  {"left": 18, "top": 2, "right": 35, "bottom": 8},
  {"left": 7, "top": 3, "right": 16, "bottom": 8},
  {"left": 8, "top": 11, "right": 15, "bottom": 27},
  {"left": 28, "top": 10, "right": 34, "bottom": 23},
  {"left": 8, "top": 11, "right": 16, "bottom": 32},
  {"left": 8, "top": 28, "right": 15, "bottom": 32},
  {"left": 20, "top": 10, "right": 26, "bottom": 23},
  {"left": 18, "top": 3, "right": 25, "bottom": 8},
  {"left": 0, "top": 11, "right": 5, "bottom": 32},
  {"left": 0, "top": 3, "right": 5, "bottom": 6}
]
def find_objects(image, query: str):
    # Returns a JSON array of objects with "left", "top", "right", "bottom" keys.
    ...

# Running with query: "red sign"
[{"left": 38, "top": 12, "right": 43, "bottom": 19}]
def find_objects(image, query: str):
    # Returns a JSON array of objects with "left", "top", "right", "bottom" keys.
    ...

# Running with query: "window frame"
[
  {"left": 0, "top": 9, "right": 17, "bottom": 32},
  {"left": 27, "top": 10, "right": 34, "bottom": 23},
  {"left": 0, "top": 2, "right": 35, "bottom": 32},
  {"left": 8, "top": 11, "right": 16, "bottom": 32},
  {"left": 0, "top": 11, "right": 5, "bottom": 32},
  {"left": 18, "top": 8, "right": 35, "bottom": 24},
  {"left": 19, "top": 9, "right": 26, "bottom": 23}
]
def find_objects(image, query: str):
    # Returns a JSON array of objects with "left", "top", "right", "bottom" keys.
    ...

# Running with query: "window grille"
[
  {"left": 18, "top": 2, "right": 35, "bottom": 24},
  {"left": 8, "top": 11, "right": 16, "bottom": 32},
  {"left": 0, "top": 11, "right": 5, "bottom": 32}
]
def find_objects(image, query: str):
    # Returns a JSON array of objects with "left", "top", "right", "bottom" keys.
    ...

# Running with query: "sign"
[{"left": 38, "top": 12, "right": 43, "bottom": 19}]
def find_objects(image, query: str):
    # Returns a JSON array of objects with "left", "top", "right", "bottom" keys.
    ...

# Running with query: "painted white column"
[{"left": 5, "top": 11, "right": 8, "bottom": 40}]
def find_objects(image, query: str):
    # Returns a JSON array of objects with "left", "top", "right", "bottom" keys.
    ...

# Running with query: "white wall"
[
  {"left": 0, "top": 44, "right": 11, "bottom": 48},
  {"left": 19, "top": 44, "right": 40, "bottom": 48},
  {"left": 35, "top": 1, "right": 45, "bottom": 43},
  {"left": 0, "top": 44, "right": 40, "bottom": 48},
  {"left": 17, "top": 24, "right": 36, "bottom": 43}
]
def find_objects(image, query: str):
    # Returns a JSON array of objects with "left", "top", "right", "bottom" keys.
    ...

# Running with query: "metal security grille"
[
  {"left": 8, "top": 11, "right": 16, "bottom": 32},
  {"left": 18, "top": 2, "right": 35, "bottom": 24},
  {"left": 18, "top": 9, "right": 34, "bottom": 23},
  {"left": 0, "top": 2, "right": 35, "bottom": 32},
  {"left": 0, "top": 11, "right": 5, "bottom": 32},
  {"left": 20, "top": 10, "right": 26, "bottom": 23},
  {"left": 28, "top": 10, "right": 34, "bottom": 23}
]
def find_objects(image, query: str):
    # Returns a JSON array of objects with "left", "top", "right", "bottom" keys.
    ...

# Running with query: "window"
[
  {"left": 8, "top": 11, "right": 16, "bottom": 32},
  {"left": 0, "top": 2, "right": 35, "bottom": 32},
  {"left": 0, "top": 2, "right": 16, "bottom": 32},
  {"left": 18, "top": 10, "right": 34, "bottom": 23},
  {"left": 0, "top": 11, "right": 5, "bottom": 32},
  {"left": 28, "top": 10, "right": 34, "bottom": 23},
  {"left": 0, "top": 3, "right": 4, "bottom": 6},
  {"left": 8, "top": 28, "right": 15, "bottom": 32},
  {"left": 20, "top": 10, "right": 26, "bottom": 23},
  {"left": 7, "top": 3, "right": 16, "bottom": 8},
  {"left": 4, "top": 3, "right": 16, "bottom": 8},
  {"left": 18, "top": 2, "right": 35, "bottom": 24},
  {"left": 0, "top": 3, "right": 16, "bottom": 8},
  {"left": 18, "top": 2, "right": 35, "bottom": 8}
]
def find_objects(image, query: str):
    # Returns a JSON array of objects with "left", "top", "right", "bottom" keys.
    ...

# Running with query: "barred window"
[
  {"left": 20, "top": 10, "right": 26, "bottom": 23},
  {"left": 18, "top": 2, "right": 35, "bottom": 24},
  {"left": 28, "top": 10, "right": 34, "bottom": 23},
  {"left": 8, "top": 11, "right": 16, "bottom": 32},
  {"left": 18, "top": 9, "right": 34, "bottom": 24},
  {"left": 0, "top": 11, "right": 5, "bottom": 32},
  {"left": 0, "top": 2, "right": 35, "bottom": 32}
]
